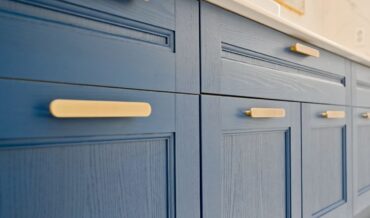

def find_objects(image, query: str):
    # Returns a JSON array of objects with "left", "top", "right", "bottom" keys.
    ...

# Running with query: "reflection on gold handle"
[
  {"left": 245, "top": 108, "right": 286, "bottom": 118},
  {"left": 290, "top": 43, "right": 320, "bottom": 57},
  {"left": 362, "top": 112, "right": 370, "bottom": 119},
  {"left": 50, "top": 99, "right": 152, "bottom": 118},
  {"left": 321, "top": 111, "right": 345, "bottom": 119}
]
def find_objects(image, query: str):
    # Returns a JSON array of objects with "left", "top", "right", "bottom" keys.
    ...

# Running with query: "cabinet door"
[
  {"left": 302, "top": 104, "right": 352, "bottom": 218},
  {"left": 0, "top": 80, "right": 200, "bottom": 218},
  {"left": 202, "top": 96, "right": 301, "bottom": 218},
  {"left": 353, "top": 107, "right": 370, "bottom": 214}
]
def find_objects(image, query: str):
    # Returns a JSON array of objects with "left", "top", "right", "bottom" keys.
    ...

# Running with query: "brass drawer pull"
[
  {"left": 321, "top": 111, "right": 345, "bottom": 119},
  {"left": 290, "top": 43, "right": 320, "bottom": 57},
  {"left": 245, "top": 108, "right": 286, "bottom": 118},
  {"left": 50, "top": 99, "right": 152, "bottom": 118},
  {"left": 362, "top": 112, "right": 370, "bottom": 119}
]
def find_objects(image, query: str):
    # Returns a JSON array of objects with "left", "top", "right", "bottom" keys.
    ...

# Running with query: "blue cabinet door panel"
[
  {"left": 302, "top": 103, "right": 352, "bottom": 218},
  {"left": 202, "top": 96, "right": 301, "bottom": 218},
  {"left": 353, "top": 107, "right": 370, "bottom": 215},
  {"left": 0, "top": 79, "right": 200, "bottom": 218},
  {"left": 0, "top": 0, "right": 199, "bottom": 93}
]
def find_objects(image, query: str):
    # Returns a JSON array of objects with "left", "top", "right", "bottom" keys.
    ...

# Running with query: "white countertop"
[{"left": 207, "top": 0, "right": 370, "bottom": 67}]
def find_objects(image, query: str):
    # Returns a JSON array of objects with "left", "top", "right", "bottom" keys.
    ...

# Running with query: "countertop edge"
[{"left": 206, "top": 0, "right": 370, "bottom": 67}]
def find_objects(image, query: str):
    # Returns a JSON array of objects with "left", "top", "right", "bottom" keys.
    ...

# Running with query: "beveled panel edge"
[
  {"left": 221, "top": 42, "right": 346, "bottom": 86},
  {"left": 2, "top": 0, "right": 174, "bottom": 50}
]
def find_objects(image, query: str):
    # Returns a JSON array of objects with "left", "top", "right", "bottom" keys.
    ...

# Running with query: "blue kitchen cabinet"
[
  {"left": 301, "top": 103, "right": 352, "bottom": 218},
  {"left": 201, "top": 95, "right": 301, "bottom": 218},
  {"left": 0, "top": 79, "right": 200, "bottom": 218},
  {"left": 0, "top": 0, "right": 199, "bottom": 93},
  {"left": 353, "top": 107, "right": 370, "bottom": 215},
  {"left": 200, "top": 2, "right": 349, "bottom": 105}
]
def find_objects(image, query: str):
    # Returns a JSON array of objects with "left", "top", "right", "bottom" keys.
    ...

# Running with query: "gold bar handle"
[
  {"left": 362, "top": 112, "right": 370, "bottom": 119},
  {"left": 290, "top": 43, "right": 320, "bottom": 57},
  {"left": 50, "top": 99, "right": 152, "bottom": 118},
  {"left": 245, "top": 108, "right": 286, "bottom": 118},
  {"left": 321, "top": 111, "right": 345, "bottom": 119}
]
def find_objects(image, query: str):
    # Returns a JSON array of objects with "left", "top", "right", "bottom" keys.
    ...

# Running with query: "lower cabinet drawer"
[
  {"left": 352, "top": 63, "right": 370, "bottom": 107},
  {"left": 201, "top": 95, "right": 301, "bottom": 218},
  {"left": 0, "top": 79, "right": 200, "bottom": 218},
  {"left": 302, "top": 103, "right": 352, "bottom": 218},
  {"left": 353, "top": 107, "right": 370, "bottom": 215},
  {"left": 201, "top": 2, "right": 349, "bottom": 105}
]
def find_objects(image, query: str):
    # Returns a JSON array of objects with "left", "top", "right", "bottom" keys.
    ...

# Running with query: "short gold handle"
[
  {"left": 362, "top": 112, "right": 370, "bottom": 119},
  {"left": 290, "top": 43, "right": 320, "bottom": 57},
  {"left": 321, "top": 111, "right": 345, "bottom": 119},
  {"left": 245, "top": 108, "right": 286, "bottom": 118},
  {"left": 50, "top": 99, "right": 152, "bottom": 118}
]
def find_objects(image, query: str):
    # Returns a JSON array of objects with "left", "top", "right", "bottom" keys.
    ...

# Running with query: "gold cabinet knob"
[{"left": 362, "top": 112, "right": 370, "bottom": 119}]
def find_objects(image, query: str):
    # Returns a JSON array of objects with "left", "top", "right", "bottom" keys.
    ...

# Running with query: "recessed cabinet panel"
[
  {"left": 222, "top": 131, "right": 287, "bottom": 218},
  {"left": 0, "top": 137, "right": 173, "bottom": 218},
  {"left": 353, "top": 107, "right": 370, "bottom": 215},
  {"left": 302, "top": 103, "right": 352, "bottom": 218},
  {"left": 357, "top": 126, "right": 370, "bottom": 193},
  {"left": 202, "top": 96, "right": 301, "bottom": 218},
  {"left": 201, "top": 2, "right": 349, "bottom": 104},
  {"left": 0, "top": 0, "right": 199, "bottom": 93}
]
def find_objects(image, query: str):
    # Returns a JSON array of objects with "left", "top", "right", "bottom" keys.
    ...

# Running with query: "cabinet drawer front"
[
  {"left": 353, "top": 107, "right": 370, "bottom": 214},
  {"left": 201, "top": 2, "right": 348, "bottom": 104},
  {"left": 0, "top": 79, "right": 176, "bottom": 140},
  {"left": 202, "top": 96, "right": 301, "bottom": 218},
  {"left": 0, "top": 0, "right": 199, "bottom": 93},
  {"left": 353, "top": 63, "right": 370, "bottom": 107},
  {"left": 302, "top": 103, "right": 351, "bottom": 218}
]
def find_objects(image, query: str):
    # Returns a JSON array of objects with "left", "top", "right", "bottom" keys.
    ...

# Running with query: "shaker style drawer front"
[
  {"left": 0, "top": 79, "right": 174, "bottom": 140},
  {"left": 353, "top": 107, "right": 370, "bottom": 215},
  {"left": 201, "top": 95, "right": 301, "bottom": 218},
  {"left": 0, "top": 0, "right": 199, "bottom": 93},
  {"left": 201, "top": 2, "right": 348, "bottom": 105},
  {"left": 352, "top": 63, "right": 370, "bottom": 107},
  {"left": 302, "top": 103, "right": 352, "bottom": 218},
  {"left": 0, "top": 79, "right": 200, "bottom": 218}
]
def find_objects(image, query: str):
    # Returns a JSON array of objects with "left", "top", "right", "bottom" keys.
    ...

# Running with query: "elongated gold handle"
[
  {"left": 50, "top": 99, "right": 151, "bottom": 118},
  {"left": 321, "top": 111, "right": 345, "bottom": 119},
  {"left": 362, "top": 112, "right": 370, "bottom": 119},
  {"left": 245, "top": 108, "right": 286, "bottom": 118},
  {"left": 290, "top": 43, "right": 320, "bottom": 57}
]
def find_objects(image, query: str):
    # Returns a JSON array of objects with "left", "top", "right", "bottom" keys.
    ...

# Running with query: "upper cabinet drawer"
[
  {"left": 0, "top": 0, "right": 199, "bottom": 93},
  {"left": 352, "top": 62, "right": 370, "bottom": 107},
  {"left": 201, "top": 2, "right": 349, "bottom": 105}
]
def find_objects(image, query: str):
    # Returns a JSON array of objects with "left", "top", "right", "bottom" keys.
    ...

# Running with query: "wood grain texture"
[
  {"left": 14, "top": 0, "right": 175, "bottom": 29},
  {"left": 352, "top": 62, "right": 370, "bottom": 107},
  {"left": 0, "top": 0, "right": 199, "bottom": 94},
  {"left": 201, "top": 2, "right": 349, "bottom": 105},
  {"left": 201, "top": 95, "right": 301, "bottom": 218},
  {"left": 357, "top": 125, "right": 370, "bottom": 193},
  {"left": 353, "top": 107, "right": 370, "bottom": 215},
  {"left": 175, "top": 0, "right": 200, "bottom": 93},
  {"left": 0, "top": 136, "right": 174, "bottom": 218},
  {"left": 221, "top": 131, "right": 286, "bottom": 218},
  {"left": 302, "top": 103, "right": 352, "bottom": 218},
  {"left": 0, "top": 79, "right": 175, "bottom": 140},
  {"left": 175, "top": 94, "right": 201, "bottom": 218}
]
